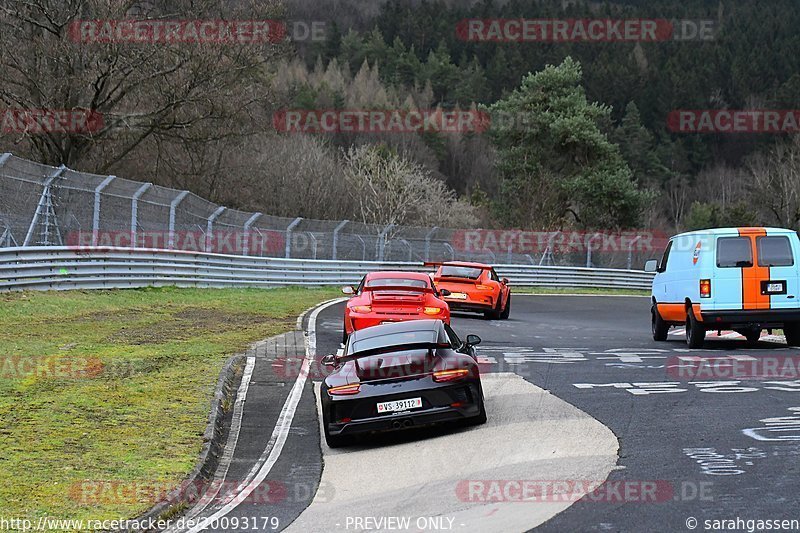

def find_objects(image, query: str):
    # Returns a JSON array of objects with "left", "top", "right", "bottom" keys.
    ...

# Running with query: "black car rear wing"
[{"left": 341, "top": 342, "right": 449, "bottom": 362}]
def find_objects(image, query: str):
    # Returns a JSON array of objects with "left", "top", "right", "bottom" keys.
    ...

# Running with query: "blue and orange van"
[{"left": 645, "top": 227, "right": 800, "bottom": 348}]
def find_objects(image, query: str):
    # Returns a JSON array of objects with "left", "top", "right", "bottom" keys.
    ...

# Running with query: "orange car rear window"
[{"left": 440, "top": 266, "right": 483, "bottom": 279}]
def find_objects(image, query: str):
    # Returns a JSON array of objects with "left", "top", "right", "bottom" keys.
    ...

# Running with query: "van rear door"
[
  {"left": 736, "top": 229, "right": 772, "bottom": 310},
  {"left": 713, "top": 234, "right": 750, "bottom": 311},
  {"left": 756, "top": 231, "right": 800, "bottom": 311}
]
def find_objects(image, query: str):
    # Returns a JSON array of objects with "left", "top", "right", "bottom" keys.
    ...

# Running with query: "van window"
[
  {"left": 658, "top": 241, "right": 673, "bottom": 272},
  {"left": 757, "top": 236, "right": 794, "bottom": 267},
  {"left": 717, "top": 237, "right": 753, "bottom": 268}
]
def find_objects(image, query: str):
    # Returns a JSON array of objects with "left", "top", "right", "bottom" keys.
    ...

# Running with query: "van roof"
[{"left": 672, "top": 227, "right": 798, "bottom": 239}]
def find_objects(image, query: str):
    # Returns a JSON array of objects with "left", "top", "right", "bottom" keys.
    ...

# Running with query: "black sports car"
[{"left": 319, "top": 319, "right": 486, "bottom": 448}]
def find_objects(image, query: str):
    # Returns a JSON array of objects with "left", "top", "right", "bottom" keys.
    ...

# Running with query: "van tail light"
[
  {"left": 700, "top": 279, "right": 712, "bottom": 298},
  {"left": 328, "top": 383, "right": 361, "bottom": 396},
  {"left": 432, "top": 369, "right": 470, "bottom": 382}
]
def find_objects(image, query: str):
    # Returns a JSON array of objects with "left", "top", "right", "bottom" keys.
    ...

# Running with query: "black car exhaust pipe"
[
  {"left": 392, "top": 420, "right": 402, "bottom": 429},
  {"left": 402, "top": 419, "right": 413, "bottom": 428}
]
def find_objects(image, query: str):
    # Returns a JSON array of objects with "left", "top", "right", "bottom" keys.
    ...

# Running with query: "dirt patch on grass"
[
  {"left": 75, "top": 309, "right": 144, "bottom": 323},
  {"left": 107, "top": 308, "right": 288, "bottom": 345}
]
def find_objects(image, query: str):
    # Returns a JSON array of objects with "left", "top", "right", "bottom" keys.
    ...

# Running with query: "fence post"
[
  {"left": 356, "top": 235, "right": 366, "bottom": 260},
  {"left": 205, "top": 206, "right": 226, "bottom": 252},
  {"left": 285, "top": 217, "right": 302, "bottom": 258},
  {"left": 424, "top": 226, "right": 438, "bottom": 262},
  {"left": 586, "top": 233, "right": 602, "bottom": 268},
  {"left": 378, "top": 224, "right": 395, "bottom": 262},
  {"left": 401, "top": 239, "right": 412, "bottom": 261},
  {"left": 130, "top": 183, "right": 152, "bottom": 248},
  {"left": 24, "top": 165, "right": 66, "bottom": 247},
  {"left": 540, "top": 231, "right": 560, "bottom": 266},
  {"left": 310, "top": 233, "right": 318, "bottom": 260},
  {"left": 242, "top": 212, "right": 262, "bottom": 256},
  {"left": 443, "top": 243, "right": 455, "bottom": 261},
  {"left": 168, "top": 191, "right": 190, "bottom": 250},
  {"left": 91, "top": 175, "right": 116, "bottom": 246},
  {"left": 332, "top": 220, "right": 349, "bottom": 260},
  {"left": 627, "top": 235, "right": 642, "bottom": 270}
]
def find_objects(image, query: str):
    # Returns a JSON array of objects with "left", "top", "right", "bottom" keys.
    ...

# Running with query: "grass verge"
[{"left": 0, "top": 286, "right": 338, "bottom": 521}]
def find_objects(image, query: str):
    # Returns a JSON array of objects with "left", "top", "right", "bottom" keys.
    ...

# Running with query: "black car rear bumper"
[
  {"left": 323, "top": 380, "right": 484, "bottom": 437},
  {"left": 327, "top": 404, "right": 480, "bottom": 437}
]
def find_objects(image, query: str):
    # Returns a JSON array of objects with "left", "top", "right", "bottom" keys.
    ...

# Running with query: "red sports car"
[
  {"left": 430, "top": 261, "right": 511, "bottom": 319},
  {"left": 341, "top": 271, "right": 451, "bottom": 342}
]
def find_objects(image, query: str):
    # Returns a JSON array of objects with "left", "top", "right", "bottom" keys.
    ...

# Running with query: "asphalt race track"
[{"left": 177, "top": 295, "right": 800, "bottom": 532}]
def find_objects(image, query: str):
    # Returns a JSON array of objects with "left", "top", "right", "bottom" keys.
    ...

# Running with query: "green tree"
[
  {"left": 486, "top": 57, "right": 648, "bottom": 230},
  {"left": 611, "top": 102, "right": 672, "bottom": 189},
  {"left": 421, "top": 41, "right": 460, "bottom": 105}
]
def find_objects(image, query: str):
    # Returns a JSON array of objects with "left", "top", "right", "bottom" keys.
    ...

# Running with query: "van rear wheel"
[
  {"left": 744, "top": 329, "right": 761, "bottom": 345},
  {"left": 785, "top": 323, "right": 800, "bottom": 347},
  {"left": 651, "top": 306, "right": 669, "bottom": 341},
  {"left": 686, "top": 309, "right": 706, "bottom": 349}
]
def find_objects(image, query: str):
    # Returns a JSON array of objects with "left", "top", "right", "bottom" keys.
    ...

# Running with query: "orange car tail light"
[
  {"left": 423, "top": 306, "right": 444, "bottom": 315},
  {"left": 351, "top": 305, "right": 372, "bottom": 313},
  {"left": 328, "top": 383, "right": 361, "bottom": 396},
  {"left": 432, "top": 369, "right": 470, "bottom": 382},
  {"left": 475, "top": 285, "right": 492, "bottom": 290}
]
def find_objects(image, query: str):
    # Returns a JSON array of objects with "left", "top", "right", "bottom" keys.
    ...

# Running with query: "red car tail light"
[
  {"left": 351, "top": 305, "right": 372, "bottom": 313},
  {"left": 328, "top": 383, "right": 361, "bottom": 396},
  {"left": 432, "top": 369, "right": 470, "bottom": 382},
  {"left": 700, "top": 279, "right": 711, "bottom": 298},
  {"left": 423, "top": 306, "right": 444, "bottom": 315}
]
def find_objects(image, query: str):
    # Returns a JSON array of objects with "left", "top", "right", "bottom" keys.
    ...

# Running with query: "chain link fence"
[{"left": 0, "top": 153, "right": 666, "bottom": 268}]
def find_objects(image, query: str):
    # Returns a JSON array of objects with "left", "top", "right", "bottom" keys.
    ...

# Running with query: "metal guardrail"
[{"left": 0, "top": 247, "right": 655, "bottom": 291}]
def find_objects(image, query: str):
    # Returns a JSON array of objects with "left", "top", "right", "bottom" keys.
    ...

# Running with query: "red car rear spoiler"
[{"left": 362, "top": 285, "right": 434, "bottom": 293}]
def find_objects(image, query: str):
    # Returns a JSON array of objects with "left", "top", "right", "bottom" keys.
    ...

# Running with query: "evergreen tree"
[{"left": 487, "top": 57, "right": 648, "bottom": 230}]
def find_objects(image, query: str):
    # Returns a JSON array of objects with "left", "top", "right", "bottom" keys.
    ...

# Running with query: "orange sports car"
[
  {"left": 341, "top": 271, "right": 451, "bottom": 342},
  {"left": 430, "top": 261, "right": 511, "bottom": 319}
]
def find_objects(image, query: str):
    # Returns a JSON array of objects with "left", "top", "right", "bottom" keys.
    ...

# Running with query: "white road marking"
[
  {"left": 184, "top": 298, "right": 346, "bottom": 533},
  {"left": 286, "top": 373, "right": 619, "bottom": 533},
  {"left": 165, "top": 357, "right": 256, "bottom": 530}
]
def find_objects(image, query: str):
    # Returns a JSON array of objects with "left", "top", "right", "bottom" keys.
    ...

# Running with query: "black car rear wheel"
[
  {"left": 324, "top": 423, "right": 353, "bottom": 448},
  {"left": 465, "top": 387, "right": 487, "bottom": 426},
  {"left": 469, "top": 401, "right": 487, "bottom": 426}
]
